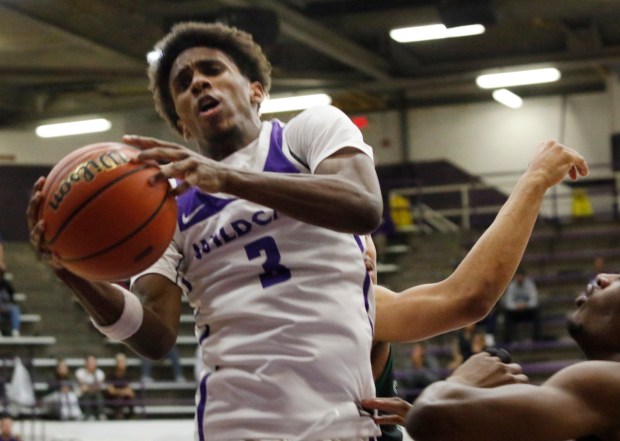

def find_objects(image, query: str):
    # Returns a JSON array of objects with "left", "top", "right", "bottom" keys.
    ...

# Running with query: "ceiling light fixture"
[
  {"left": 260, "top": 93, "right": 332, "bottom": 114},
  {"left": 492, "top": 89, "right": 523, "bottom": 109},
  {"left": 476, "top": 68, "right": 561, "bottom": 89},
  {"left": 390, "top": 24, "right": 485, "bottom": 43},
  {"left": 36, "top": 118, "right": 112, "bottom": 138}
]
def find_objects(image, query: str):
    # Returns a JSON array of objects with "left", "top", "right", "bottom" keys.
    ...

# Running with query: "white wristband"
[{"left": 91, "top": 285, "right": 144, "bottom": 341}]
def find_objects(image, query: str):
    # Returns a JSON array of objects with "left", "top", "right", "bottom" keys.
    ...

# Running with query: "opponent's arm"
[
  {"left": 362, "top": 351, "right": 527, "bottom": 426},
  {"left": 406, "top": 361, "right": 620, "bottom": 441},
  {"left": 27, "top": 177, "right": 181, "bottom": 360},
  {"left": 374, "top": 140, "right": 588, "bottom": 343},
  {"left": 124, "top": 137, "right": 383, "bottom": 235}
]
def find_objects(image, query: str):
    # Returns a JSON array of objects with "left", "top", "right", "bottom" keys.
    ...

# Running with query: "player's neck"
[{"left": 199, "top": 120, "right": 262, "bottom": 161}]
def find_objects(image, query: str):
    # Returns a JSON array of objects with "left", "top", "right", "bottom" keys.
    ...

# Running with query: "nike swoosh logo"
[{"left": 181, "top": 203, "right": 206, "bottom": 225}]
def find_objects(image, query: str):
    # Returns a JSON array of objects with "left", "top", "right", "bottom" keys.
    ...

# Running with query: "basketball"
[{"left": 38, "top": 142, "right": 177, "bottom": 281}]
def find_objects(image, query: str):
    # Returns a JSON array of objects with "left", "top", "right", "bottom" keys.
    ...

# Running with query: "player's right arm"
[
  {"left": 373, "top": 140, "right": 588, "bottom": 343},
  {"left": 406, "top": 360, "right": 620, "bottom": 441},
  {"left": 27, "top": 177, "right": 180, "bottom": 360}
]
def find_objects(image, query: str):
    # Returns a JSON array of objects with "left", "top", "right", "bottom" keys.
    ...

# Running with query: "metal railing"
[{"left": 388, "top": 165, "right": 619, "bottom": 231}]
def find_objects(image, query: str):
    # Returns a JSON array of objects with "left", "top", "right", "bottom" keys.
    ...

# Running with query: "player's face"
[
  {"left": 169, "top": 47, "right": 264, "bottom": 147},
  {"left": 364, "top": 235, "right": 377, "bottom": 284},
  {"left": 567, "top": 273, "right": 620, "bottom": 357}
]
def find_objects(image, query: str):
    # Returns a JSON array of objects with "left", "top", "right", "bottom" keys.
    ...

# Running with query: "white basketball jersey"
[{"left": 134, "top": 106, "right": 380, "bottom": 440}]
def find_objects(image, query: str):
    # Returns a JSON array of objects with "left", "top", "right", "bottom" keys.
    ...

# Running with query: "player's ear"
[
  {"left": 177, "top": 120, "right": 192, "bottom": 141},
  {"left": 250, "top": 81, "right": 265, "bottom": 105}
]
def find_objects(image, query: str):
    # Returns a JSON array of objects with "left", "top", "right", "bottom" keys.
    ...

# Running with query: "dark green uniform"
[{"left": 374, "top": 349, "right": 403, "bottom": 441}]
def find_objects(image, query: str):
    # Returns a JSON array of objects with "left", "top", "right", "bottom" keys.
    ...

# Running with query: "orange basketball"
[{"left": 39, "top": 142, "right": 177, "bottom": 281}]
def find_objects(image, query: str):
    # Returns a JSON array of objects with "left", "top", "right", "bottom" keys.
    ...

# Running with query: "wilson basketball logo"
[
  {"left": 48, "top": 150, "right": 130, "bottom": 211},
  {"left": 39, "top": 142, "right": 177, "bottom": 281}
]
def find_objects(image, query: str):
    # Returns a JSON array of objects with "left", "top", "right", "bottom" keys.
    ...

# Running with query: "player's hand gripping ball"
[{"left": 38, "top": 142, "right": 177, "bottom": 281}]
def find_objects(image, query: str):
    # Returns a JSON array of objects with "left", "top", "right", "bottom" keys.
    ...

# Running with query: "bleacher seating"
[
  {"left": 380, "top": 214, "right": 618, "bottom": 397},
  {"left": 106, "top": 335, "right": 197, "bottom": 346},
  {"left": 0, "top": 336, "right": 55, "bottom": 345}
]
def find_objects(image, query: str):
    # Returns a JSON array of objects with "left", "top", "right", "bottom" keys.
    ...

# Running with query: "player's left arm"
[
  {"left": 130, "top": 139, "right": 382, "bottom": 234},
  {"left": 125, "top": 110, "right": 383, "bottom": 234},
  {"left": 225, "top": 146, "right": 383, "bottom": 234},
  {"left": 406, "top": 361, "right": 620, "bottom": 441}
]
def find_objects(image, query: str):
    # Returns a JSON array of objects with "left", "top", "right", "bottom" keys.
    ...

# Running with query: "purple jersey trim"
[
  {"left": 263, "top": 121, "right": 301, "bottom": 174},
  {"left": 353, "top": 235, "right": 364, "bottom": 251},
  {"left": 177, "top": 188, "right": 236, "bottom": 231},
  {"left": 177, "top": 121, "right": 294, "bottom": 232},
  {"left": 354, "top": 234, "right": 374, "bottom": 331},
  {"left": 353, "top": 235, "right": 370, "bottom": 311}
]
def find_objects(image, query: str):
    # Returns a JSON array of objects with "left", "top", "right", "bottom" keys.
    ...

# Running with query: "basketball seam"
[
  {"left": 62, "top": 188, "right": 173, "bottom": 263},
  {"left": 46, "top": 165, "right": 149, "bottom": 246}
]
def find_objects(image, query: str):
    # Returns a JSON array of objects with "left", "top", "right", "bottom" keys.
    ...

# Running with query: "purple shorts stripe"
[
  {"left": 198, "top": 326, "right": 210, "bottom": 344},
  {"left": 196, "top": 372, "right": 209, "bottom": 441}
]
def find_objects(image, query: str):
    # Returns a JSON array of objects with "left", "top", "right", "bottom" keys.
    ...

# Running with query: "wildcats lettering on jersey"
[{"left": 191, "top": 208, "right": 280, "bottom": 259}]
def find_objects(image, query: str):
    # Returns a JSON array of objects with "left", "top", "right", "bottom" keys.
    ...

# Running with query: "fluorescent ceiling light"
[
  {"left": 492, "top": 89, "right": 523, "bottom": 109},
  {"left": 260, "top": 93, "right": 332, "bottom": 114},
  {"left": 390, "top": 24, "right": 485, "bottom": 43},
  {"left": 36, "top": 118, "right": 112, "bottom": 138},
  {"left": 476, "top": 68, "right": 561, "bottom": 89}
]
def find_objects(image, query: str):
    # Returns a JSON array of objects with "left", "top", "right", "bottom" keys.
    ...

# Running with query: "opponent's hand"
[
  {"left": 123, "top": 134, "right": 229, "bottom": 196},
  {"left": 527, "top": 140, "right": 588, "bottom": 188},
  {"left": 447, "top": 351, "right": 528, "bottom": 388},
  {"left": 361, "top": 396, "right": 411, "bottom": 426},
  {"left": 26, "top": 177, "right": 64, "bottom": 270}
]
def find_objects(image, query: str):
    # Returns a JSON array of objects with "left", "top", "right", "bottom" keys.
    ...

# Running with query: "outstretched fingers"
[
  {"left": 505, "top": 362, "right": 529, "bottom": 384},
  {"left": 571, "top": 154, "right": 589, "bottom": 180},
  {"left": 373, "top": 414, "right": 407, "bottom": 425},
  {"left": 361, "top": 397, "right": 412, "bottom": 425},
  {"left": 532, "top": 140, "right": 589, "bottom": 187},
  {"left": 26, "top": 176, "right": 45, "bottom": 231},
  {"left": 556, "top": 143, "right": 588, "bottom": 180},
  {"left": 137, "top": 146, "right": 190, "bottom": 164},
  {"left": 122, "top": 134, "right": 185, "bottom": 150}
]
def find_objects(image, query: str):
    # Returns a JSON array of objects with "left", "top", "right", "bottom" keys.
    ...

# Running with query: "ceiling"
[{"left": 1, "top": 0, "right": 620, "bottom": 125}]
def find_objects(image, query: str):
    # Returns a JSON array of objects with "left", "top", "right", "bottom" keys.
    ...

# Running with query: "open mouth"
[{"left": 197, "top": 96, "right": 220, "bottom": 115}]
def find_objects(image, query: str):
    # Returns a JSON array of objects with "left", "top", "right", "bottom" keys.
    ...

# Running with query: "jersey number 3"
[{"left": 244, "top": 236, "right": 291, "bottom": 288}]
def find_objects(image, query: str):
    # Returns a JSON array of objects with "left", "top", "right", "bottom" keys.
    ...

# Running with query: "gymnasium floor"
[{"left": 16, "top": 418, "right": 194, "bottom": 441}]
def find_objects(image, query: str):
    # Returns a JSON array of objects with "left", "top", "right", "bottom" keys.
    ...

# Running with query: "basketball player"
[
  {"left": 405, "top": 272, "right": 620, "bottom": 441},
  {"left": 28, "top": 22, "right": 383, "bottom": 440},
  {"left": 364, "top": 139, "right": 588, "bottom": 439}
]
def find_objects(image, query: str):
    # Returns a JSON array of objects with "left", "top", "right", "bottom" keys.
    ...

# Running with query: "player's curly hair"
[{"left": 148, "top": 21, "right": 272, "bottom": 134}]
